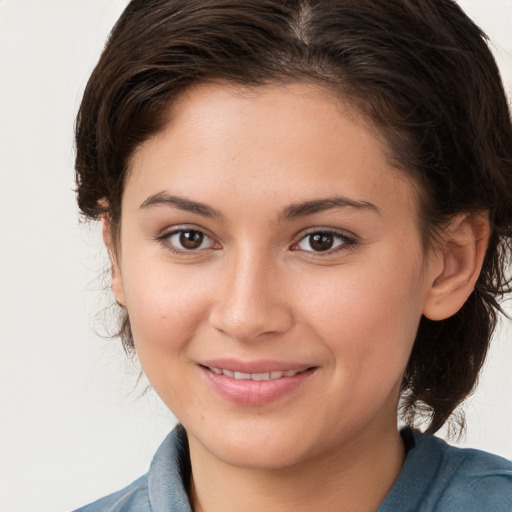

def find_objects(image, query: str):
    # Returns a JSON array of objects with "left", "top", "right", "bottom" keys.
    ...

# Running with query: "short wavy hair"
[{"left": 75, "top": 0, "right": 512, "bottom": 433}]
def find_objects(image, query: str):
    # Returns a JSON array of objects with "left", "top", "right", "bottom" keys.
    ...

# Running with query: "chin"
[
  {"left": 186, "top": 417, "right": 317, "bottom": 471},
  {"left": 212, "top": 441, "right": 308, "bottom": 471}
]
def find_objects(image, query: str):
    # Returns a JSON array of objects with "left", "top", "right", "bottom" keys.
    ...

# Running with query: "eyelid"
[
  {"left": 156, "top": 225, "right": 221, "bottom": 254},
  {"left": 291, "top": 228, "right": 358, "bottom": 255},
  {"left": 154, "top": 225, "right": 357, "bottom": 257}
]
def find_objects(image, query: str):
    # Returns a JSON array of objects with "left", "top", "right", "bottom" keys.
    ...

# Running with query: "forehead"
[{"left": 126, "top": 82, "right": 419, "bottom": 226}]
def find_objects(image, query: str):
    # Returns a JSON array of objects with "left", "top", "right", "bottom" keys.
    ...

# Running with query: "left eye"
[
  {"left": 166, "top": 229, "right": 216, "bottom": 251},
  {"left": 295, "top": 231, "right": 351, "bottom": 252}
]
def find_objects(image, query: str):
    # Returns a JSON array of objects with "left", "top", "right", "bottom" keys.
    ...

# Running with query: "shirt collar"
[{"left": 148, "top": 424, "right": 193, "bottom": 512}]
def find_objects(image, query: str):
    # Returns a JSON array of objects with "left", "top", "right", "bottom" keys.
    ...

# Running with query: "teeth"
[
  {"left": 208, "top": 367, "right": 302, "bottom": 380},
  {"left": 251, "top": 372, "right": 270, "bottom": 381}
]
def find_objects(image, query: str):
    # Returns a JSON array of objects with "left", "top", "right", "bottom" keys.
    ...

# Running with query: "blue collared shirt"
[{"left": 74, "top": 426, "right": 512, "bottom": 511}]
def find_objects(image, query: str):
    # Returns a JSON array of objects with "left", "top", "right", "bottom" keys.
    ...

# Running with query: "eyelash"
[
  {"left": 291, "top": 229, "right": 357, "bottom": 256},
  {"left": 156, "top": 227, "right": 357, "bottom": 257},
  {"left": 156, "top": 227, "right": 218, "bottom": 255}
]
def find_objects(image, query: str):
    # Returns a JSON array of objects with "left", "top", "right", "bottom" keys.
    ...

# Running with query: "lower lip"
[{"left": 200, "top": 366, "right": 316, "bottom": 406}]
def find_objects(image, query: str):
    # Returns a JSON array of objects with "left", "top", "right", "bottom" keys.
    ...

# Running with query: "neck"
[{"left": 187, "top": 424, "right": 405, "bottom": 512}]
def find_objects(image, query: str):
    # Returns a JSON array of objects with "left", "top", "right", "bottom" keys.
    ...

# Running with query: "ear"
[
  {"left": 422, "top": 212, "right": 490, "bottom": 321},
  {"left": 101, "top": 214, "right": 126, "bottom": 307}
]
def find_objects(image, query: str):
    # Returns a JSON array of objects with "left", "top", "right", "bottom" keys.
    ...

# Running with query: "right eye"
[{"left": 160, "top": 228, "right": 218, "bottom": 253}]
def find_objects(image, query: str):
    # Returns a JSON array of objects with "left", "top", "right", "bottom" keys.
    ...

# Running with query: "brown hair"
[{"left": 75, "top": 0, "right": 512, "bottom": 433}]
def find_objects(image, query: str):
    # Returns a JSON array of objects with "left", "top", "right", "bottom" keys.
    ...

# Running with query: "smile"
[
  {"left": 206, "top": 367, "right": 305, "bottom": 380},
  {"left": 200, "top": 363, "right": 318, "bottom": 406}
]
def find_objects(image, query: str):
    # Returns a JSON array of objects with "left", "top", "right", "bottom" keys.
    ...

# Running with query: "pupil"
[
  {"left": 180, "top": 230, "right": 203, "bottom": 249},
  {"left": 310, "top": 233, "right": 333, "bottom": 251}
]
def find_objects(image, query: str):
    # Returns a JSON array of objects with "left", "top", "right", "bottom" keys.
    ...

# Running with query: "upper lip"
[{"left": 199, "top": 358, "right": 316, "bottom": 374}]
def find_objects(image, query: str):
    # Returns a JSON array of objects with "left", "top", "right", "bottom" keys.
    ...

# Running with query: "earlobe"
[
  {"left": 422, "top": 213, "right": 490, "bottom": 321},
  {"left": 101, "top": 214, "right": 126, "bottom": 307}
]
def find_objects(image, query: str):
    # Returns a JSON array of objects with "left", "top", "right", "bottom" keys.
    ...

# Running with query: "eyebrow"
[
  {"left": 139, "top": 192, "right": 381, "bottom": 220},
  {"left": 278, "top": 195, "right": 381, "bottom": 221},
  {"left": 140, "top": 192, "right": 224, "bottom": 220}
]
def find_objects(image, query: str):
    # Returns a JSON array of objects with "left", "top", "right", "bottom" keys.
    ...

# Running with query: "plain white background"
[{"left": 0, "top": 1, "right": 511, "bottom": 511}]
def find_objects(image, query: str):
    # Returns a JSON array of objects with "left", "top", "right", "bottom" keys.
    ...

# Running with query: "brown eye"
[
  {"left": 179, "top": 230, "right": 204, "bottom": 249},
  {"left": 165, "top": 229, "right": 216, "bottom": 252},
  {"left": 308, "top": 233, "right": 334, "bottom": 252},
  {"left": 296, "top": 231, "right": 353, "bottom": 254}
]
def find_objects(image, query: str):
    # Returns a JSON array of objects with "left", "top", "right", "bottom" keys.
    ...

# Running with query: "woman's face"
[{"left": 112, "top": 82, "right": 440, "bottom": 469}]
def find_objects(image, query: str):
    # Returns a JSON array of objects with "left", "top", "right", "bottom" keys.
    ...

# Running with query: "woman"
[{"left": 74, "top": 0, "right": 512, "bottom": 510}]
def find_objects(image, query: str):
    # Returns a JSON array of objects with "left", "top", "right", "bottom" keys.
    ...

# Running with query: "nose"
[{"left": 208, "top": 252, "right": 294, "bottom": 342}]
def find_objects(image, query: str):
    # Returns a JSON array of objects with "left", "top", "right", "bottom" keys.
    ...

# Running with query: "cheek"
[
  {"left": 298, "top": 254, "right": 424, "bottom": 379},
  {"left": 121, "top": 265, "right": 218, "bottom": 417},
  {"left": 121, "top": 264, "right": 211, "bottom": 362}
]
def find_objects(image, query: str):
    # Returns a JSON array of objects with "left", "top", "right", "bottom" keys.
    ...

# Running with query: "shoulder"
[
  {"left": 72, "top": 475, "right": 150, "bottom": 512},
  {"left": 416, "top": 429, "right": 512, "bottom": 475},
  {"left": 410, "top": 429, "right": 512, "bottom": 511},
  {"left": 427, "top": 433, "right": 512, "bottom": 506},
  {"left": 71, "top": 426, "right": 191, "bottom": 512},
  {"left": 381, "top": 429, "right": 512, "bottom": 511}
]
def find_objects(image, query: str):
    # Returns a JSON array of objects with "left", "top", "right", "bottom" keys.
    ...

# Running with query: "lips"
[{"left": 198, "top": 360, "right": 317, "bottom": 406}]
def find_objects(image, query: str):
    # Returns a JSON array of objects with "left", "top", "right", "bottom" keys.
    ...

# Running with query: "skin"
[{"left": 105, "top": 82, "right": 488, "bottom": 512}]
